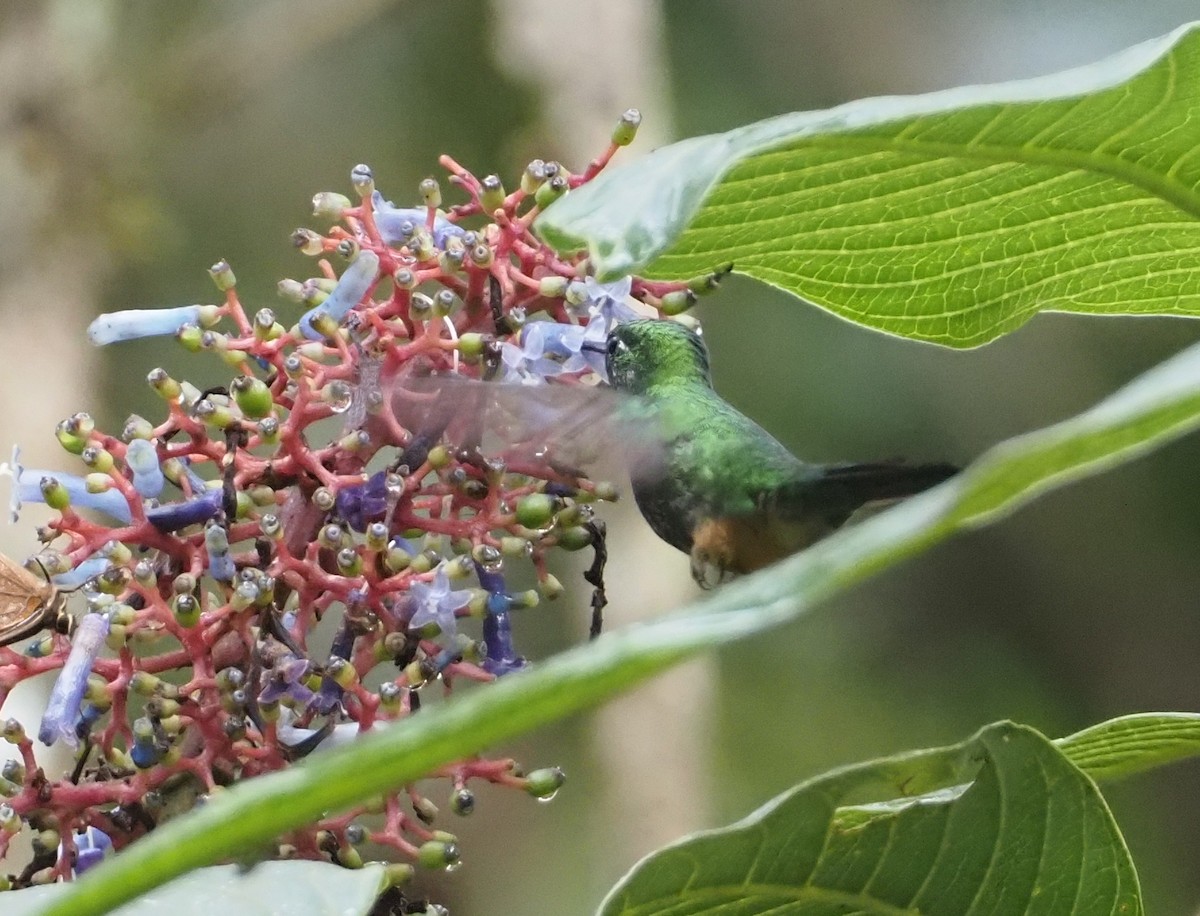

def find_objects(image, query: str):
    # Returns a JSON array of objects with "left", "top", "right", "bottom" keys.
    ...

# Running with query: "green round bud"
[
  {"left": 515, "top": 493, "right": 557, "bottom": 529},
  {"left": 524, "top": 766, "right": 566, "bottom": 799},
  {"left": 384, "top": 863, "right": 416, "bottom": 888},
  {"left": 450, "top": 787, "right": 475, "bottom": 816},
  {"left": 557, "top": 526, "right": 593, "bottom": 551},
  {"left": 230, "top": 375, "right": 274, "bottom": 419},
  {"left": 500, "top": 536, "right": 531, "bottom": 558},
  {"left": 173, "top": 593, "right": 200, "bottom": 627},
  {"left": 660, "top": 289, "right": 697, "bottom": 316},
  {"left": 417, "top": 840, "right": 460, "bottom": 870},
  {"left": 176, "top": 323, "right": 204, "bottom": 352},
  {"left": 457, "top": 332, "right": 486, "bottom": 362},
  {"left": 538, "top": 276, "right": 569, "bottom": 299}
]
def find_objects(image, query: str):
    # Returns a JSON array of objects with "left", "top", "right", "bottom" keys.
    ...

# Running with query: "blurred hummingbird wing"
[{"left": 390, "top": 374, "right": 670, "bottom": 484}]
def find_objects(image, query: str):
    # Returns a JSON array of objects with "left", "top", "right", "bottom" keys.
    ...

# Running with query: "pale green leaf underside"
[
  {"left": 42, "top": 338, "right": 1200, "bottom": 916},
  {"left": 6, "top": 862, "right": 387, "bottom": 916},
  {"left": 599, "top": 723, "right": 1139, "bottom": 916},
  {"left": 536, "top": 22, "right": 1200, "bottom": 347}
]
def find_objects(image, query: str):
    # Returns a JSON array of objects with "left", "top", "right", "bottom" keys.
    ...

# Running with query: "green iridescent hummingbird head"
[{"left": 605, "top": 320, "right": 712, "bottom": 394}]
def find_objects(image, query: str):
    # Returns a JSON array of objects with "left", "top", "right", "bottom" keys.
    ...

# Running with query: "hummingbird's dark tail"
[{"left": 781, "top": 461, "right": 958, "bottom": 526}]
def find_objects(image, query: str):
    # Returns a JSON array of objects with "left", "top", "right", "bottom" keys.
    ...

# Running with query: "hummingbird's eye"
[{"left": 606, "top": 336, "right": 624, "bottom": 359}]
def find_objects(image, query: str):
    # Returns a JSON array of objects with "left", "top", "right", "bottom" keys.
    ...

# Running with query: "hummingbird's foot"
[{"left": 689, "top": 519, "right": 738, "bottom": 589}]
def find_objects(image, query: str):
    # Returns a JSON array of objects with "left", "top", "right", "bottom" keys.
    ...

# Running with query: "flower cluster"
[{"left": 0, "top": 110, "right": 715, "bottom": 897}]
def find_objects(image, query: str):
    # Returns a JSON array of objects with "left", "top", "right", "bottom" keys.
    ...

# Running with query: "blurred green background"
[{"left": 2, "top": 1, "right": 1200, "bottom": 912}]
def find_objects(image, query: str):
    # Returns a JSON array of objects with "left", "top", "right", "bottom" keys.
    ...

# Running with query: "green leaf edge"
[{"left": 34, "top": 336, "right": 1200, "bottom": 916}]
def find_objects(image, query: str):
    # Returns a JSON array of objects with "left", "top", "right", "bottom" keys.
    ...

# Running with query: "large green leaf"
[
  {"left": 536, "top": 23, "right": 1200, "bottom": 347},
  {"left": 598, "top": 722, "right": 1140, "bottom": 916},
  {"left": 35, "top": 338, "right": 1200, "bottom": 916}
]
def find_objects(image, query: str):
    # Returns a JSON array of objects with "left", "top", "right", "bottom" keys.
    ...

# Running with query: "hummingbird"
[{"left": 602, "top": 319, "right": 957, "bottom": 587}]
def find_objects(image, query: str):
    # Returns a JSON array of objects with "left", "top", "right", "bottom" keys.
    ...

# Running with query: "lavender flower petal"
[
  {"left": 6, "top": 460, "right": 133, "bottom": 525},
  {"left": 125, "top": 439, "right": 165, "bottom": 498},
  {"left": 52, "top": 556, "right": 110, "bottom": 590},
  {"left": 408, "top": 566, "right": 471, "bottom": 637},
  {"left": 146, "top": 487, "right": 222, "bottom": 532},
  {"left": 372, "top": 191, "right": 465, "bottom": 248},
  {"left": 38, "top": 613, "right": 110, "bottom": 747},
  {"left": 298, "top": 250, "right": 380, "bottom": 340}
]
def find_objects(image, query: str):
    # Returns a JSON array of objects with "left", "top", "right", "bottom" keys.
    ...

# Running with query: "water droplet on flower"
[{"left": 325, "top": 381, "right": 353, "bottom": 414}]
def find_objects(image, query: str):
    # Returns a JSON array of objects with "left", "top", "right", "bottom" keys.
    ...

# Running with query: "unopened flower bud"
[
  {"left": 312, "top": 192, "right": 352, "bottom": 220},
  {"left": 612, "top": 108, "right": 642, "bottom": 146},
  {"left": 209, "top": 260, "right": 236, "bottom": 291},
  {"left": 479, "top": 174, "right": 505, "bottom": 212}
]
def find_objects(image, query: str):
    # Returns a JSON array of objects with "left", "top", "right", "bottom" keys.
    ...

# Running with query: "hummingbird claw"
[{"left": 689, "top": 543, "right": 732, "bottom": 590}]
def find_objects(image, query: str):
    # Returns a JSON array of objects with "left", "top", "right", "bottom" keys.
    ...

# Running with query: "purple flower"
[
  {"left": 408, "top": 565, "right": 472, "bottom": 638},
  {"left": 372, "top": 191, "right": 465, "bottom": 249},
  {"left": 579, "top": 276, "right": 640, "bottom": 326},
  {"left": 500, "top": 317, "right": 608, "bottom": 383},
  {"left": 335, "top": 470, "right": 389, "bottom": 532},
  {"left": 298, "top": 250, "right": 380, "bottom": 340},
  {"left": 258, "top": 655, "right": 316, "bottom": 709},
  {"left": 145, "top": 487, "right": 222, "bottom": 532},
  {"left": 68, "top": 826, "right": 112, "bottom": 875},
  {"left": 38, "top": 612, "right": 110, "bottom": 747}
]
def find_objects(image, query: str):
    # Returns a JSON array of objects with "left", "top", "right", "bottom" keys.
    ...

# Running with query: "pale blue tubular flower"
[
  {"left": 568, "top": 276, "right": 640, "bottom": 328},
  {"left": 2, "top": 449, "right": 133, "bottom": 524},
  {"left": 298, "top": 250, "right": 380, "bottom": 340},
  {"left": 125, "top": 439, "right": 164, "bottom": 498},
  {"left": 204, "top": 520, "right": 235, "bottom": 582},
  {"left": 408, "top": 564, "right": 472, "bottom": 638},
  {"left": 372, "top": 191, "right": 465, "bottom": 249},
  {"left": 52, "top": 556, "right": 110, "bottom": 590},
  {"left": 38, "top": 612, "right": 110, "bottom": 747},
  {"left": 87, "top": 305, "right": 212, "bottom": 346},
  {"left": 500, "top": 317, "right": 610, "bottom": 383}
]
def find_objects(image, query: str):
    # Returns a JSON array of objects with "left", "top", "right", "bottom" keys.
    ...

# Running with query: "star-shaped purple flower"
[{"left": 408, "top": 565, "right": 472, "bottom": 638}]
